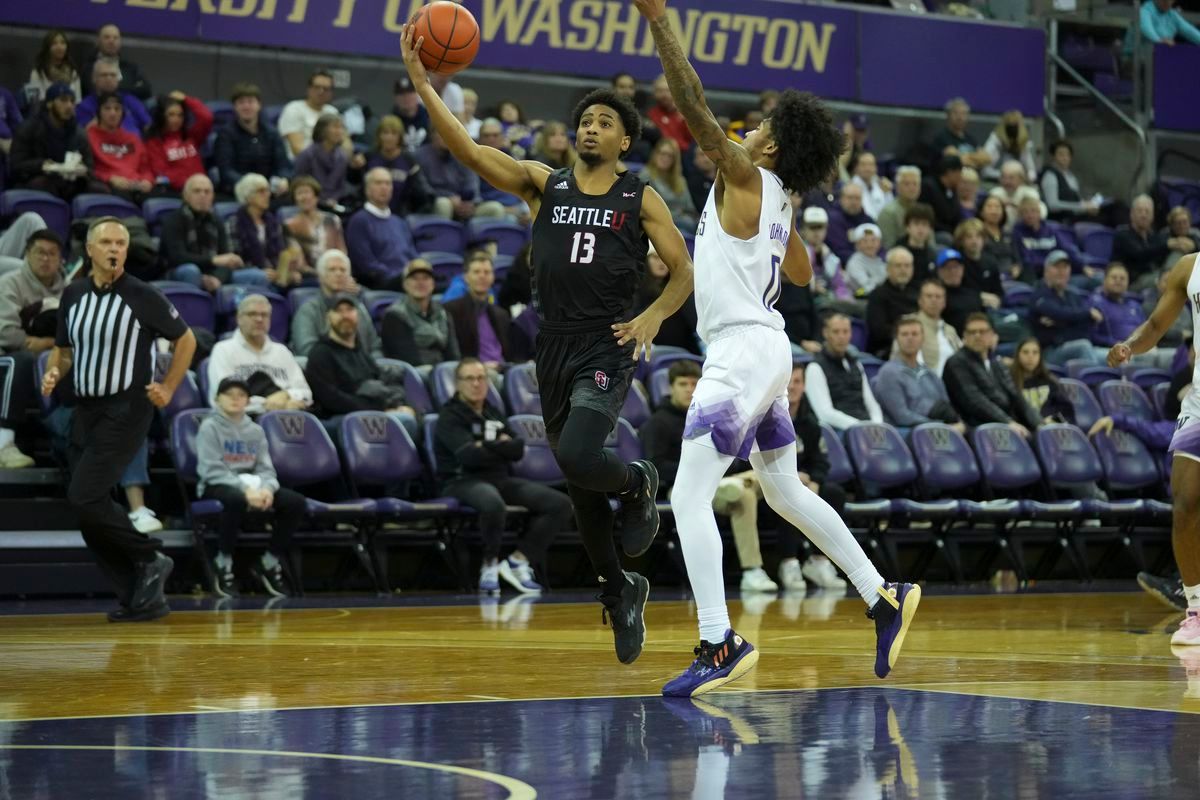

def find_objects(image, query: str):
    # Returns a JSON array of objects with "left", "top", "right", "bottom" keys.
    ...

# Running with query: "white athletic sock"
[
  {"left": 1186, "top": 583, "right": 1200, "bottom": 612},
  {"left": 261, "top": 551, "right": 280, "bottom": 570},
  {"left": 672, "top": 440, "right": 736, "bottom": 643},
  {"left": 215, "top": 552, "right": 233, "bottom": 569},
  {"left": 0, "top": 428, "right": 13, "bottom": 449},
  {"left": 749, "top": 445, "right": 886, "bottom": 607}
]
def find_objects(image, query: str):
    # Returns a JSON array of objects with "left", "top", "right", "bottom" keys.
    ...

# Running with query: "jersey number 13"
[{"left": 570, "top": 231, "right": 596, "bottom": 264}]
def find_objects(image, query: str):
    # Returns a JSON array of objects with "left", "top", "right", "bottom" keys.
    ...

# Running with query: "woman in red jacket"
[
  {"left": 145, "top": 91, "right": 213, "bottom": 193},
  {"left": 88, "top": 92, "right": 154, "bottom": 201}
]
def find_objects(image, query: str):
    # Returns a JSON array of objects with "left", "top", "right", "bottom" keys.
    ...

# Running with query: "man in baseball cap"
[{"left": 1033, "top": 249, "right": 1105, "bottom": 366}]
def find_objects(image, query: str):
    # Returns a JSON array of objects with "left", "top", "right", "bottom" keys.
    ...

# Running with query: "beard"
[{"left": 578, "top": 149, "right": 605, "bottom": 167}]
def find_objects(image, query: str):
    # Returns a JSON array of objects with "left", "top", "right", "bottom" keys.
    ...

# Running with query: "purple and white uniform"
[
  {"left": 683, "top": 168, "right": 797, "bottom": 459},
  {"left": 1169, "top": 261, "right": 1200, "bottom": 462}
]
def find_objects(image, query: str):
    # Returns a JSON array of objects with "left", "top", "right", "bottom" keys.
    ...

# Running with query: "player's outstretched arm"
[
  {"left": 401, "top": 25, "right": 549, "bottom": 204},
  {"left": 1109, "top": 252, "right": 1194, "bottom": 366},
  {"left": 634, "top": 0, "right": 758, "bottom": 190},
  {"left": 613, "top": 187, "right": 694, "bottom": 361},
  {"left": 781, "top": 224, "right": 813, "bottom": 288}
]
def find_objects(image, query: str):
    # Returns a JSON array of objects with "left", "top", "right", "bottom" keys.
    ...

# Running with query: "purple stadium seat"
[
  {"left": 1131, "top": 368, "right": 1172, "bottom": 391},
  {"left": 168, "top": 409, "right": 225, "bottom": 520},
  {"left": 159, "top": 370, "right": 202, "bottom": 423},
  {"left": 1, "top": 190, "right": 72, "bottom": 241},
  {"left": 264, "top": 104, "right": 283, "bottom": 128},
  {"left": 377, "top": 358, "right": 434, "bottom": 415},
  {"left": 1078, "top": 367, "right": 1121, "bottom": 389},
  {"left": 503, "top": 362, "right": 541, "bottom": 415},
  {"left": 611, "top": 418, "right": 643, "bottom": 463},
  {"left": 1035, "top": 424, "right": 1142, "bottom": 516},
  {"left": 213, "top": 201, "right": 240, "bottom": 223},
  {"left": 1151, "top": 382, "right": 1170, "bottom": 419},
  {"left": 1058, "top": 378, "right": 1103, "bottom": 431},
  {"left": 1003, "top": 283, "right": 1033, "bottom": 308},
  {"left": 507, "top": 414, "right": 565, "bottom": 484},
  {"left": 620, "top": 381, "right": 651, "bottom": 429},
  {"left": 409, "top": 215, "right": 465, "bottom": 253},
  {"left": 1096, "top": 380, "right": 1155, "bottom": 422},
  {"left": 819, "top": 423, "right": 891, "bottom": 519},
  {"left": 647, "top": 351, "right": 703, "bottom": 376},
  {"left": 1083, "top": 229, "right": 1114, "bottom": 262},
  {"left": 1065, "top": 359, "right": 1092, "bottom": 379},
  {"left": 972, "top": 423, "right": 1081, "bottom": 519},
  {"left": 1092, "top": 427, "right": 1163, "bottom": 491},
  {"left": 424, "top": 252, "right": 465, "bottom": 292},
  {"left": 1047, "top": 363, "right": 1067, "bottom": 379},
  {"left": 858, "top": 355, "right": 884, "bottom": 381},
  {"left": 467, "top": 218, "right": 529, "bottom": 257},
  {"left": 648, "top": 368, "right": 671, "bottom": 409},
  {"left": 339, "top": 411, "right": 460, "bottom": 518},
  {"left": 35, "top": 350, "right": 56, "bottom": 414},
  {"left": 429, "top": 361, "right": 503, "bottom": 409},
  {"left": 258, "top": 410, "right": 377, "bottom": 517},
  {"left": 910, "top": 422, "right": 980, "bottom": 497},
  {"left": 71, "top": 193, "right": 139, "bottom": 221},
  {"left": 206, "top": 100, "right": 235, "bottom": 129},
  {"left": 1072, "top": 221, "right": 1107, "bottom": 241},
  {"left": 845, "top": 422, "right": 959, "bottom": 519},
  {"left": 287, "top": 286, "right": 320, "bottom": 317},
  {"left": 141, "top": 197, "right": 182, "bottom": 235},
  {"left": 850, "top": 317, "right": 868, "bottom": 351},
  {"left": 155, "top": 282, "right": 215, "bottom": 332},
  {"left": 196, "top": 357, "right": 212, "bottom": 405}
]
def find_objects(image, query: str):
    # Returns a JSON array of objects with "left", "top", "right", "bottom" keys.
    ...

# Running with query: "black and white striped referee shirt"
[{"left": 55, "top": 273, "right": 189, "bottom": 398}]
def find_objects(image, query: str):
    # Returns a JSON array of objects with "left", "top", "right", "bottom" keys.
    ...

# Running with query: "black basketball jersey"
[{"left": 530, "top": 167, "right": 649, "bottom": 327}]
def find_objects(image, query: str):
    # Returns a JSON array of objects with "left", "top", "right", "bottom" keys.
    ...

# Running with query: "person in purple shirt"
[
  {"left": 443, "top": 252, "right": 512, "bottom": 369},
  {"left": 75, "top": 58, "right": 150, "bottom": 136},
  {"left": 345, "top": 167, "right": 420, "bottom": 290},
  {"left": 1011, "top": 193, "right": 1087, "bottom": 283},
  {"left": 1089, "top": 262, "right": 1148, "bottom": 347},
  {"left": 1031, "top": 250, "right": 1107, "bottom": 366},
  {"left": 825, "top": 181, "right": 874, "bottom": 263},
  {"left": 413, "top": 130, "right": 505, "bottom": 221}
]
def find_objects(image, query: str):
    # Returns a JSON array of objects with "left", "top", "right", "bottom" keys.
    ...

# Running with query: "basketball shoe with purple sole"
[
  {"left": 867, "top": 582, "right": 922, "bottom": 678},
  {"left": 662, "top": 629, "right": 760, "bottom": 697}
]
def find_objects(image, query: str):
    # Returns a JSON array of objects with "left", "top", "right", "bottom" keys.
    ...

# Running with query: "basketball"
[{"left": 410, "top": 1, "right": 480, "bottom": 76}]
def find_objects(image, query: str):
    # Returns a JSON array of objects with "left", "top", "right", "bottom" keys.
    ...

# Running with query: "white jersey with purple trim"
[
  {"left": 692, "top": 167, "right": 791, "bottom": 343},
  {"left": 1183, "top": 259, "right": 1200, "bottom": 422}
]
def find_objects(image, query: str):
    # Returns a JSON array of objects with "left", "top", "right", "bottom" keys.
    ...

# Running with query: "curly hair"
[
  {"left": 766, "top": 90, "right": 844, "bottom": 195},
  {"left": 571, "top": 89, "right": 642, "bottom": 155}
]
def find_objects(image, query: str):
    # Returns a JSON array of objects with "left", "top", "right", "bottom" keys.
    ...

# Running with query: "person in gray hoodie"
[
  {"left": 196, "top": 376, "right": 307, "bottom": 598},
  {"left": 0, "top": 229, "right": 63, "bottom": 468}
]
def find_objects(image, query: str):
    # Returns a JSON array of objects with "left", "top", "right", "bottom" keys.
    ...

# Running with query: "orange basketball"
[{"left": 411, "top": 2, "right": 480, "bottom": 76}]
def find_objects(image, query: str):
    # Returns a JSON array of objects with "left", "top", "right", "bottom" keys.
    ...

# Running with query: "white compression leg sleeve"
[
  {"left": 671, "top": 439, "right": 737, "bottom": 643},
  {"left": 750, "top": 445, "right": 886, "bottom": 607}
]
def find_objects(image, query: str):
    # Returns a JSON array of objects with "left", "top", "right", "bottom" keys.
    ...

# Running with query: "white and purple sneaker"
[
  {"left": 868, "top": 582, "right": 922, "bottom": 679},
  {"left": 1171, "top": 610, "right": 1200, "bottom": 646},
  {"left": 662, "top": 629, "right": 759, "bottom": 698},
  {"left": 499, "top": 557, "right": 543, "bottom": 594}
]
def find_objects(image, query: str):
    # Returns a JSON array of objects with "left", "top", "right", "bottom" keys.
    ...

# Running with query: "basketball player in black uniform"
[{"left": 403, "top": 26, "right": 694, "bottom": 664}]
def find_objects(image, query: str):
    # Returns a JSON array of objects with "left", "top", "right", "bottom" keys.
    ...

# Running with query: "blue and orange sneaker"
[
  {"left": 867, "top": 582, "right": 921, "bottom": 678},
  {"left": 662, "top": 629, "right": 759, "bottom": 697}
]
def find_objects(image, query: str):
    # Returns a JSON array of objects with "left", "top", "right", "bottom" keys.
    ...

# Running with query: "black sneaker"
[
  {"left": 600, "top": 571, "right": 650, "bottom": 664},
  {"left": 620, "top": 461, "right": 660, "bottom": 557},
  {"left": 211, "top": 558, "right": 238, "bottom": 599},
  {"left": 251, "top": 557, "right": 292, "bottom": 598},
  {"left": 1139, "top": 571, "right": 1187, "bottom": 612},
  {"left": 107, "top": 600, "right": 170, "bottom": 623},
  {"left": 130, "top": 552, "right": 173, "bottom": 611}
]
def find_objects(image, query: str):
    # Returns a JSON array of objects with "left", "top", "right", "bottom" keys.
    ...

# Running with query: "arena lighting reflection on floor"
[{"left": 2, "top": 687, "right": 1198, "bottom": 799}]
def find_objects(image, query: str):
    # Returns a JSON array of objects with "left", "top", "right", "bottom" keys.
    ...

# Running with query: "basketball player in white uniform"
[
  {"left": 1109, "top": 252, "right": 1200, "bottom": 645},
  {"left": 635, "top": 0, "right": 921, "bottom": 697}
]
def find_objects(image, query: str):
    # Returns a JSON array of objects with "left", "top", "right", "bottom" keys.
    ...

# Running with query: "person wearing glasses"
[
  {"left": 944, "top": 312, "right": 1041, "bottom": 436},
  {"left": 278, "top": 69, "right": 340, "bottom": 159}
]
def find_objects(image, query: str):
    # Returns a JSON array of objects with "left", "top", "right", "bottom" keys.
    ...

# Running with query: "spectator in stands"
[
  {"left": 305, "top": 294, "right": 417, "bottom": 436},
  {"left": 945, "top": 313, "right": 1041, "bottom": 434},
  {"left": 435, "top": 357, "right": 571, "bottom": 594},
  {"left": 415, "top": 130, "right": 505, "bottom": 222},
  {"left": 365, "top": 114, "right": 434, "bottom": 216},
  {"left": 850, "top": 152, "right": 893, "bottom": 221},
  {"left": 0, "top": 229, "right": 64, "bottom": 468},
  {"left": 874, "top": 314, "right": 965, "bottom": 430},
  {"left": 913, "top": 279, "right": 963, "bottom": 376},
  {"left": 1010, "top": 338, "right": 1075, "bottom": 425},
  {"left": 827, "top": 182, "right": 873, "bottom": 263},
  {"left": 977, "top": 194, "right": 1019, "bottom": 275},
  {"left": 76, "top": 58, "right": 150, "bottom": 135},
  {"left": 648, "top": 74, "right": 690, "bottom": 150},
  {"left": 494, "top": 100, "right": 532, "bottom": 150},
  {"left": 291, "top": 249, "right": 377, "bottom": 358},
  {"left": 432, "top": 73, "right": 467, "bottom": 120},
  {"left": 982, "top": 110, "right": 1037, "bottom": 182},
  {"left": 87, "top": 92, "right": 153, "bottom": 201},
  {"left": 145, "top": 91, "right": 213, "bottom": 194},
  {"left": 196, "top": 376, "right": 304, "bottom": 598},
  {"left": 530, "top": 121, "right": 576, "bottom": 169},
  {"left": 896, "top": 203, "right": 938, "bottom": 277},
  {"left": 293, "top": 113, "right": 361, "bottom": 207},
  {"left": 836, "top": 113, "right": 871, "bottom": 183},
  {"left": 0, "top": 213, "right": 46, "bottom": 275},
  {"left": 930, "top": 98, "right": 991, "bottom": 170},
  {"left": 459, "top": 88, "right": 482, "bottom": 139},
  {"left": 955, "top": 218, "right": 1006, "bottom": 299},
  {"left": 800, "top": 206, "right": 852, "bottom": 312},
  {"left": 444, "top": 254, "right": 512, "bottom": 368},
  {"left": 230, "top": 173, "right": 303, "bottom": 289},
  {"left": 214, "top": 82, "right": 292, "bottom": 199},
  {"left": 1164, "top": 342, "right": 1195, "bottom": 419},
  {"left": 381, "top": 259, "right": 458, "bottom": 368},
  {"left": 0, "top": 87, "right": 21, "bottom": 162},
  {"left": 1031, "top": 250, "right": 1106, "bottom": 366},
  {"left": 9, "top": 84, "right": 103, "bottom": 201},
  {"left": 160, "top": 174, "right": 251, "bottom": 291},
  {"left": 919, "top": 154, "right": 964, "bottom": 234},
  {"left": 988, "top": 162, "right": 1034, "bottom": 232},
  {"left": 866, "top": 247, "right": 919, "bottom": 356},
  {"left": 806, "top": 313, "right": 884, "bottom": 431},
  {"left": 1089, "top": 262, "right": 1148, "bottom": 348},
  {"left": 345, "top": 167, "right": 420, "bottom": 289},
  {"left": 498, "top": 243, "right": 531, "bottom": 312},
  {"left": 874, "top": 168, "right": 919, "bottom": 252},
  {"left": 207, "top": 294, "right": 312, "bottom": 413},
  {"left": 390, "top": 78, "right": 430, "bottom": 151},
  {"left": 278, "top": 69, "right": 339, "bottom": 158},
  {"left": 1145, "top": 267, "right": 1194, "bottom": 347},
  {"left": 641, "top": 360, "right": 780, "bottom": 593},
  {"left": 475, "top": 119, "right": 533, "bottom": 224},
  {"left": 957, "top": 167, "right": 981, "bottom": 219},
  {"left": 686, "top": 148, "right": 716, "bottom": 215},
  {"left": 610, "top": 71, "right": 660, "bottom": 163},
  {"left": 1041, "top": 140, "right": 1099, "bottom": 223},
  {"left": 779, "top": 272, "right": 821, "bottom": 356},
  {"left": 634, "top": 242, "right": 700, "bottom": 354},
  {"left": 442, "top": 250, "right": 499, "bottom": 304},
  {"left": 81, "top": 24, "right": 152, "bottom": 100},
  {"left": 1125, "top": 0, "right": 1200, "bottom": 55},
  {"left": 27, "top": 30, "right": 81, "bottom": 105},
  {"left": 638, "top": 137, "right": 699, "bottom": 235},
  {"left": 1161, "top": 206, "right": 1200, "bottom": 272},
  {"left": 284, "top": 175, "right": 347, "bottom": 269},
  {"left": 936, "top": 248, "right": 991, "bottom": 336},
  {"left": 845, "top": 223, "right": 886, "bottom": 297},
  {"left": 1013, "top": 193, "right": 1083, "bottom": 281},
  {"left": 1114, "top": 195, "right": 1171, "bottom": 287}
]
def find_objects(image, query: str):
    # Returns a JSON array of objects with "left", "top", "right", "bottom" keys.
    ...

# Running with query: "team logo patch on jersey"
[
  {"left": 623, "top": 191, "right": 636, "bottom": 198},
  {"left": 594, "top": 370, "right": 609, "bottom": 390},
  {"left": 169, "top": 306, "right": 179, "bottom": 319},
  {"left": 554, "top": 180, "right": 569, "bottom": 189}
]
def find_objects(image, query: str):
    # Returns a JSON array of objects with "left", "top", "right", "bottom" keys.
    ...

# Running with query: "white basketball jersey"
[
  {"left": 693, "top": 167, "right": 791, "bottom": 342},
  {"left": 1182, "top": 260, "right": 1200, "bottom": 420}
]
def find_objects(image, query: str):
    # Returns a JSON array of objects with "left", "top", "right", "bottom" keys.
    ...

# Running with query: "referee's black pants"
[{"left": 67, "top": 389, "right": 161, "bottom": 604}]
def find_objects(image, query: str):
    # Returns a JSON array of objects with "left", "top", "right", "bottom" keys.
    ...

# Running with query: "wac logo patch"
[{"left": 595, "top": 370, "right": 609, "bottom": 391}]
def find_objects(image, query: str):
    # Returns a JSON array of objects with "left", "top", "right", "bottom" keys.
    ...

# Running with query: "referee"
[{"left": 41, "top": 217, "right": 196, "bottom": 622}]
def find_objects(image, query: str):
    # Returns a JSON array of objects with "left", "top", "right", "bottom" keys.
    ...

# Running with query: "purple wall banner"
[
  {"left": 858, "top": 12, "right": 1045, "bottom": 116},
  {"left": 1153, "top": 43, "right": 1200, "bottom": 131}
]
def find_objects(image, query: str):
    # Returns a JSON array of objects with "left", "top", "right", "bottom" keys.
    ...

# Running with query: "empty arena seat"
[
  {"left": 1151, "top": 382, "right": 1171, "bottom": 419},
  {"left": 620, "top": 382, "right": 651, "bottom": 429},
  {"left": 71, "top": 193, "right": 139, "bottom": 222},
  {"left": 972, "top": 423, "right": 1080, "bottom": 520},
  {"left": 1092, "top": 427, "right": 1163, "bottom": 492},
  {"left": 142, "top": 197, "right": 183, "bottom": 235},
  {"left": 647, "top": 351, "right": 702, "bottom": 376},
  {"left": 259, "top": 410, "right": 377, "bottom": 518},
  {"left": 1035, "top": 424, "right": 1142, "bottom": 516},
  {"left": 156, "top": 282, "right": 215, "bottom": 332},
  {"left": 845, "top": 422, "right": 959, "bottom": 519},
  {"left": 168, "top": 408, "right": 225, "bottom": 521},
  {"left": 1130, "top": 368, "right": 1172, "bottom": 391},
  {"left": 647, "top": 368, "right": 671, "bottom": 409},
  {"left": 503, "top": 362, "right": 541, "bottom": 415},
  {"left": 1058, "top": 378, "right": 1103, "bottom": 431},
  {"left": 287, "top": 286, "right": 320, "bottom": 317},
  {"left": 213, "top": 200, "right": 241, "bottom": 223},
  {"left": 1096, "top": 380, "right": 1156, "bottom": 422},
  {"left": 819, "top": 423, "right": 891, "bottom": 519},
  {"left": 377, "top": 358, "right": 434, "bottom": 414},
  {"left": 611, "top": 418, "right": 643, "bottom": 463},
  {"left": 1083, "top": 229, "right": 1114, "bottom": 261},
  {"left": 0, "top": 189, "right": 70, "bottom": 240},
  {"left": 159, "top": 370, "right": 203, "bottom": 423},
  {"left": 467, "top": 218, "right": 529, "bottom": 256},
  {"left": 1078, "top": 367, "right": 1121, "bottom": 389},
  {"left": 423, "top": 252, "right": 465, "bottom": 292},
  {"left": 507, "top": 414, "right": 565, "bottom": 484},
  {"left": 339, "top": 411, "right": 460, "bottom": 518},
  {"left": 409, "top": 215, "right": 465, "bottom": 253}
]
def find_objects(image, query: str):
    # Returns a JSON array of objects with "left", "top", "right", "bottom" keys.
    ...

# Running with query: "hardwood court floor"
[{"left": 0, "top": 590, "right": 1197, "bottom": 798}]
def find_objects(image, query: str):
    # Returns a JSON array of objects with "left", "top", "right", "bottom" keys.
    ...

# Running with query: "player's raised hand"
[
  {"left": 1107, "top": 342, "right": 1132, "bottom": 368},
  {"left": 400, "top": 24, "right": 429, "bottom": 87},
  {"left": 613, "top": 310, "right": 663, "bottom": 362},
  {"left": 632, "top": 0, "right": 668, "bottom": 21}
]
